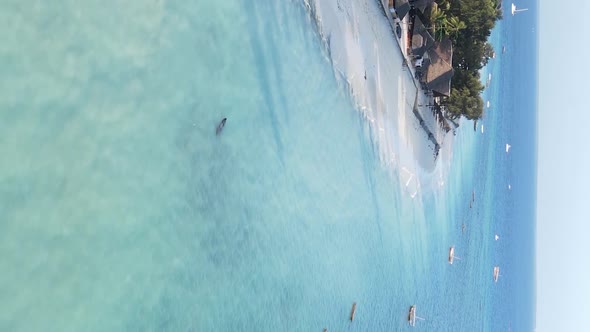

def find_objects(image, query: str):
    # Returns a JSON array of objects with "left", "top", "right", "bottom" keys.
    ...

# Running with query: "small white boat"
[
  {"left": 408, "top": 305, "right": 424, "bottom": 326},
  {"left": 505, "top": 144, "right": 511, "bottom": 153},
  {"left": 408, "top": 305, "right": 416, "bottom": 326},
  {"left": 493, "top": 266, "right": 500, "bottom": 282},
  {"left": 495, "top": 234, "right": 500, "bottom": 241},
  {"left": 508, "top": 184, "right": 512, "bottom": 190},
  {"left": 481, "top": 124, "right": 484, "bottom": 133},
  {"left": 511, "top": 3, "right": 528, "bottom": 15},
  {"left": 486, "top": 101, "right": 491, "bottom": 108}
]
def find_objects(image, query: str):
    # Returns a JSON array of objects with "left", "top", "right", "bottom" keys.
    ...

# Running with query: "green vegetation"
[
  {"left": 430, "top": 6, "right": 466, "bottom": 41},
  {"left": 431, "top": 0, "right": 503, "bottom": 120}
]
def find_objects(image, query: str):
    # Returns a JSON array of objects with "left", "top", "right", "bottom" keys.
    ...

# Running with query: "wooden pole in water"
[{"left": 350, "top": 302, "right": 357, "bottom": 321}]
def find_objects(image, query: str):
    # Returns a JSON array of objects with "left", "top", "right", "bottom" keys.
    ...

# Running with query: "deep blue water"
[
  {"left": 0, "top": 0, "right": 537, "bottom": 331},
  {"left": 479, "top": 0, "right": 538, "bottom": 330}
]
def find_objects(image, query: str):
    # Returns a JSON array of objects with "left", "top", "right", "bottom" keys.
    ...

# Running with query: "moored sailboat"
[
  {"left": 408, "top": 305, "right": 425, "bottom": 326},
  {"left": 493, "top": 266, "right": 501, "bottom": 282},
  {"left": 511, "top": 3, "right": 528, "bottom": 15},
  {"left": 448, "top": 246, "right": 460, "bottom": 264}
]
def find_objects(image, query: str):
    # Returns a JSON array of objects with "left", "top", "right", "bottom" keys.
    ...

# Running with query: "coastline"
[
  {"left": 377, "top": 0, "right": 452, "bottom": 160},
  {"left": 305, "top": 0, "right": 454, "bottom": 195}
]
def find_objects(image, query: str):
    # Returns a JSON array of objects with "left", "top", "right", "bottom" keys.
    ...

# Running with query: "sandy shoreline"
[
  {"left": 377, "top": 0, "right": 453, "bottom": 159},
  {"left": 305, "top": 0, "right": 454, "bottom": 197}
]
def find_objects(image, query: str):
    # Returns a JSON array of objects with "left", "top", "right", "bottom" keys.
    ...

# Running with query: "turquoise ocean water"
[{"left": 0, "top": 0, "right": 536, "bottom": 331}]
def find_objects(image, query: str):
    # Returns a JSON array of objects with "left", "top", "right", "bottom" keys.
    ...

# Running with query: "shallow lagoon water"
[{"left": 0, "top": 0, "right": 536, "bottom": 331}]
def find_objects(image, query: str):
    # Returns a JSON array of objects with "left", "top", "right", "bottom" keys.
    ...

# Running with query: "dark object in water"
[
  {"left": 216, "top": 117, "right": 227, "bottom": 135},
  {"left": 350, "top": 302, "right": 357, "bottom": 321}
]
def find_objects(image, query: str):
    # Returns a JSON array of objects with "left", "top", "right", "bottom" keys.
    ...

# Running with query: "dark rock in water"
[{"left": 216, "top": 117, "right": 227, "bottom": 135}]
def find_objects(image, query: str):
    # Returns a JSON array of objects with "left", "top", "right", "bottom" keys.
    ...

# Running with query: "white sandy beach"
[{"left": 306, "top": 0, "right": 453, "bottom": 196}]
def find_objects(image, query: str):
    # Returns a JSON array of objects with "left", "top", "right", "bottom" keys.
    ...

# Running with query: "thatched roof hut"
[
  {"left": 424, "top": 37, "right": 454, "bottom": 97},
  {"left": 411, "top": 16, "right": 435, "bottom": 57}
]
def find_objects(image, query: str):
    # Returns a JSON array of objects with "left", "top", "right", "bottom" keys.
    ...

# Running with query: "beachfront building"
[
  {"left": 409, "top": 0, "right": 435, "bottom": 13},
  {"left": 422, "top": 38, "right": 454, "bottom": 97},
  {"left": 407, "top": 2, "right": 454, "bottom": 97},
  {"left": 388, "top": 0, "right": 411, "bottom": 20},
  {"left": 411, "top": 16, "right": 435, "bottom": 58},
  {"left": 383, "top": 0, "right": 454, "bottom": 97}
]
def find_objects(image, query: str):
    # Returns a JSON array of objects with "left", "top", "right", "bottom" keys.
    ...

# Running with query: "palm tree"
[
  {"left": 429, "top": 7, "right": 466, "bottom": 41},
  {"left": 437, "top": 0, "right": 451, "bottom": 11},
  {"left": 444, "top": 16, "right": 466, "bottom": 39},
  {"left": 429, "top": 6, "right": 448, "bottom": 40}
]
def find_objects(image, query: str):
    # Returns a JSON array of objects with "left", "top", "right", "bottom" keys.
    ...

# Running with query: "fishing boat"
[
  {"left": 350, "top": 302, "right": 357, "bottom": 321},
  {"left": 408, "top": 305, "right": 416, "bottom": 326},
  {"left": 408, "top": 305, "right": 424, "bottom": 326},
  {"left": 493, "top": 266, "right": 500, "bottom": 282},
  {"left": 408, "top": 306, "right": 415, "bottom": 326},
  {"left": 511, "top": 3, "right": 528, "bottom": 15},
  {"left": 448, "top": 246, "right": 461, "bottom": 264}
]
